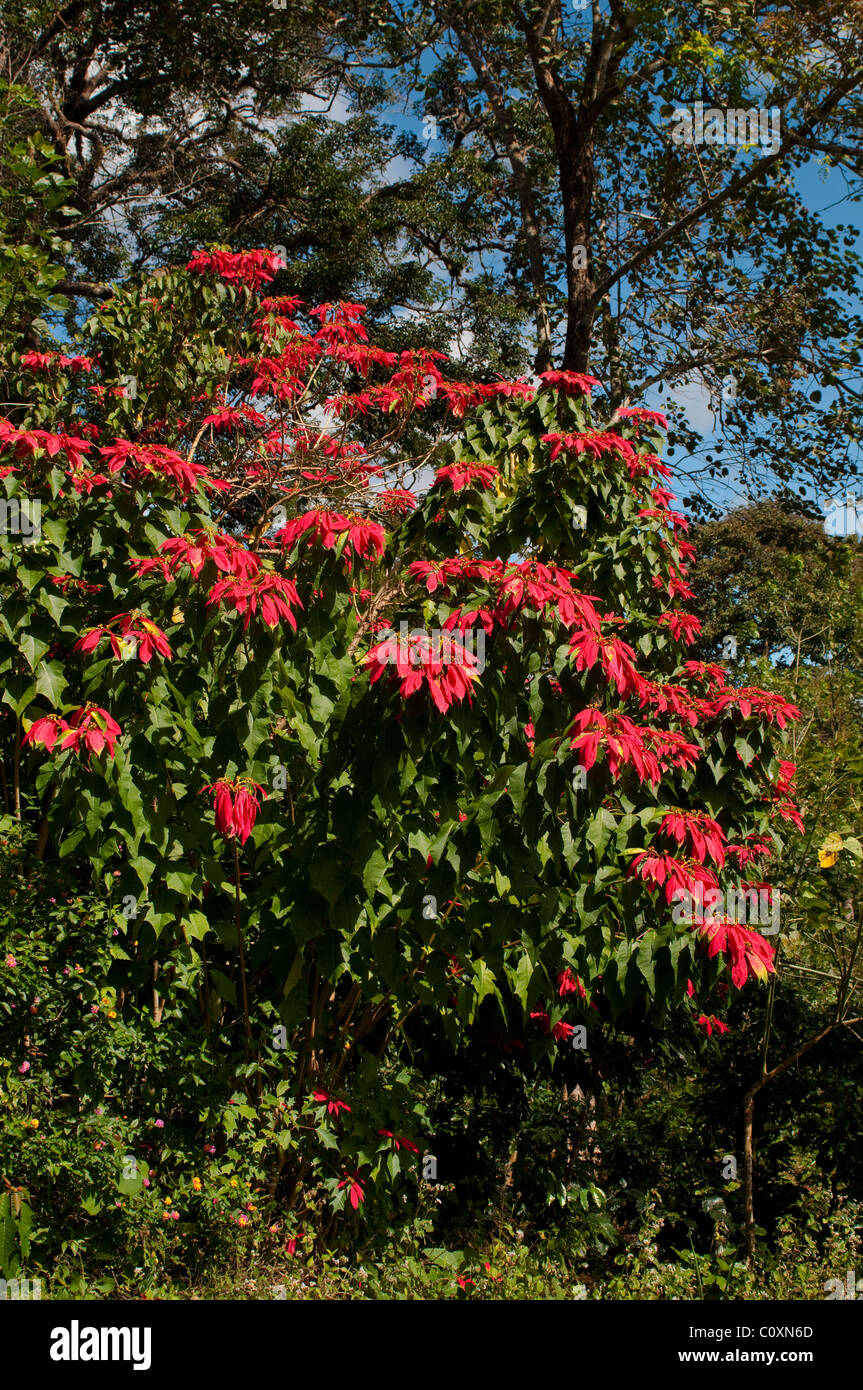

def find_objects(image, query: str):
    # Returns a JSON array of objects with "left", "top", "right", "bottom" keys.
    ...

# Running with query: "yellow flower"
[
  {"left": 164, "top": 1196, "right": 172, "bottom": 1205},
  {"left": 192, "top": 1177, "right": 202, "bottom": 1191},
  {"left": 819, "top": 832, "right": 845, "bottom": 867},
  {"left": 108, "top": 1010, "right": 117, "bottom": 1019},
  {"left": 238, "top": 1214, "right": 249, "bottom": 1226},
  {"left": 229, "top": 1178, "right": 238, "bottom": 1187},
  {"left": 29, "top": 1117, "right": 39, "bottom": 1128}
]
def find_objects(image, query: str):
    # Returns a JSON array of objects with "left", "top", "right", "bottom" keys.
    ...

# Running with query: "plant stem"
[{"left": 232, "top": 843, "right": 252, "bottom": 1056}]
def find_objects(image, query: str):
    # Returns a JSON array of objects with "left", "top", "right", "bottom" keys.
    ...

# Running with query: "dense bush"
[{"left": 0, "top": 242, "right": 830, "bottom": 1293}]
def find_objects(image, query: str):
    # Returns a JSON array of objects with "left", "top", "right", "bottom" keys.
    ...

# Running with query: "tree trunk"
[{"left": 450, "top": 15, "right": 554, "bottom": 372}]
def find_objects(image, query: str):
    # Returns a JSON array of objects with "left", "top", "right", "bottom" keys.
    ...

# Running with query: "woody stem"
[{"left": 232, "top": 843, "right": 252, "bottom": 1056}]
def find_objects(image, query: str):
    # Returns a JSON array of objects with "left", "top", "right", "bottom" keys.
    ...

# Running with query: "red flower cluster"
[
  {"left": 378, "top": 1130, "right": 420, "bottom": 1153},
  {"left": 313, "top": 1090, "right": 351, "bottom": 1118},
  {"left": 530, "top": 1009, "right": 576, "bottom": 1042},
  {"left": 19, "top": 351, "right": 94, "bottom": 372},
  {"left": 208, "top": 572, "right": 302, "bottom": 630},
  {"left": 628, "top": 851, "right": 718, "bottom": 906},
  {"left": 538, "top": 370, "right": 600, "bottom": 396},
  {"left": 74, "top": 612, "right": 172, "bottom": 664},
  {"left": 25, "top": 706, "right": 121, "bottom": 759},
  {"left": 133, "top": 529, "right": 260, "bottom": 582},
  {"left": 99, "top": 439, "right": 213, "bottom": 494},
  {"left": 363, "top": 630, "right": 480, "bottom": 713},
  {"left": 407, "top": 557, "right": 495, "bottom": 594},
  {"left": 726, "top": 835, "right": 773, "bottom": 868},
  {"left": 338, "top": 1171, "right": 365, "bottom": 1209},
  {"left": 186, "top": 248, "right": 286, "bottom": 288},
  {"left": 557, "top": 967, "right": 587, "bottom": 1000},
  {"left": 434, "top": 461, "right": 500, "bottom": 492},
  {"left": 695, "top": 1013, "right": 729, "bottom": 1037},
  {"left": 569, "top": 621, "right": 643, "bottom": 699},
  {"left": 617, "top": 406, "right": 669, "bottom": 431},
  {"left": 379, "top": 488, "right": 417, "bottom": 514},
  {"left": 276, "top": 508, "right": 385, "bottom": 561},
  {"left": 568, "top": 708, "right": 699, "bottom": 785},
  {"left": 658, "top": 810, "right": 726, "bottom": 868},
  {"left": 201, "top": 405, "right": 267, "bottom": 432},
  {"left": 696, "top": 918, "right": 775, "bottom": 988},
  {"left": 0, "top": 420, "right": 93, "bottom": 470},
  {"left": 201, "top": 777, "right": 266, "bottom": 845},
  {"left": 541, "top": 429, "right": 635, "bottom": 464},
  {"left": 657, "top": 609, "right": 702, "bottom": 644}
]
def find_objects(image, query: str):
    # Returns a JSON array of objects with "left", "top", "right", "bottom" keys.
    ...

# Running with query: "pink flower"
[
  {"left": 18, "top": 1061, "right": 30, "bottom": 1073},
  {"left": 5, "top": 954, "right": 16, "bottom": 968},
  {"left": 154, "top": 1119, "right": 165, "bottom": 1128}
]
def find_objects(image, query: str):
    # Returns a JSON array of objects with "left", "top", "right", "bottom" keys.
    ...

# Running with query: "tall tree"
[{"left": 370, "top": 0, "right": 863, "bottom": 507}]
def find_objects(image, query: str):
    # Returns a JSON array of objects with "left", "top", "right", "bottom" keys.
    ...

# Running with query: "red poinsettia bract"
[
  {"left": 538, "top": 370, "right": 600, "bottom": 396},
  {"left": 434, "top": 461, "right": 500, "bottom": 491},
  {"left": 133, "top": 529, "right": 261, "bottom": 582},
  {"left": 201, "top": 777, "right": 266, "bottom": 845},
  {"left": 377, "top": 1130, "right": 420, "bottom": 1153},
  {"left": 569, "top": 622, "right": 644, "bottom": 699},
  {"left": 208, "top": 572, "right": 302, "bottom": 630},
  {"left": 313, "top": 1090, "right": 351, "bottom": 1118},
  {"left": 186, "top": 248, "right": 286, "bottom": 288},
  {"left": 628, "top": 851, "right": 718, "bottom": 906},
  {"left": 25, "top": 705, "right": 122, "bottom": 760},
  {"left": 363, "top": 631, "right": 480, "bottom": 713},
  {"left": 74, "top": 612, "right": 172, "bottom": 664},
  {"left": 276, "top": 508, "right": 385, "bottom": 561},
  {"left": 658, "top": 810, "right": 727, "bottom": 868},
  {"left": 696, "top": 918, "right": 776, "bottom": 988},
  {"left": 338, "top": 1171, "right": 365, "bottom": 1210},
  {"left": 695, "top": 1013, "right": 729, "bottom": 1037}
]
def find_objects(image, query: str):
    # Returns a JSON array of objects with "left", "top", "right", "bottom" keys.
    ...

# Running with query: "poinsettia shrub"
[{"left": 0, "top": 246, "right": 802, "bottom": 1227}]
